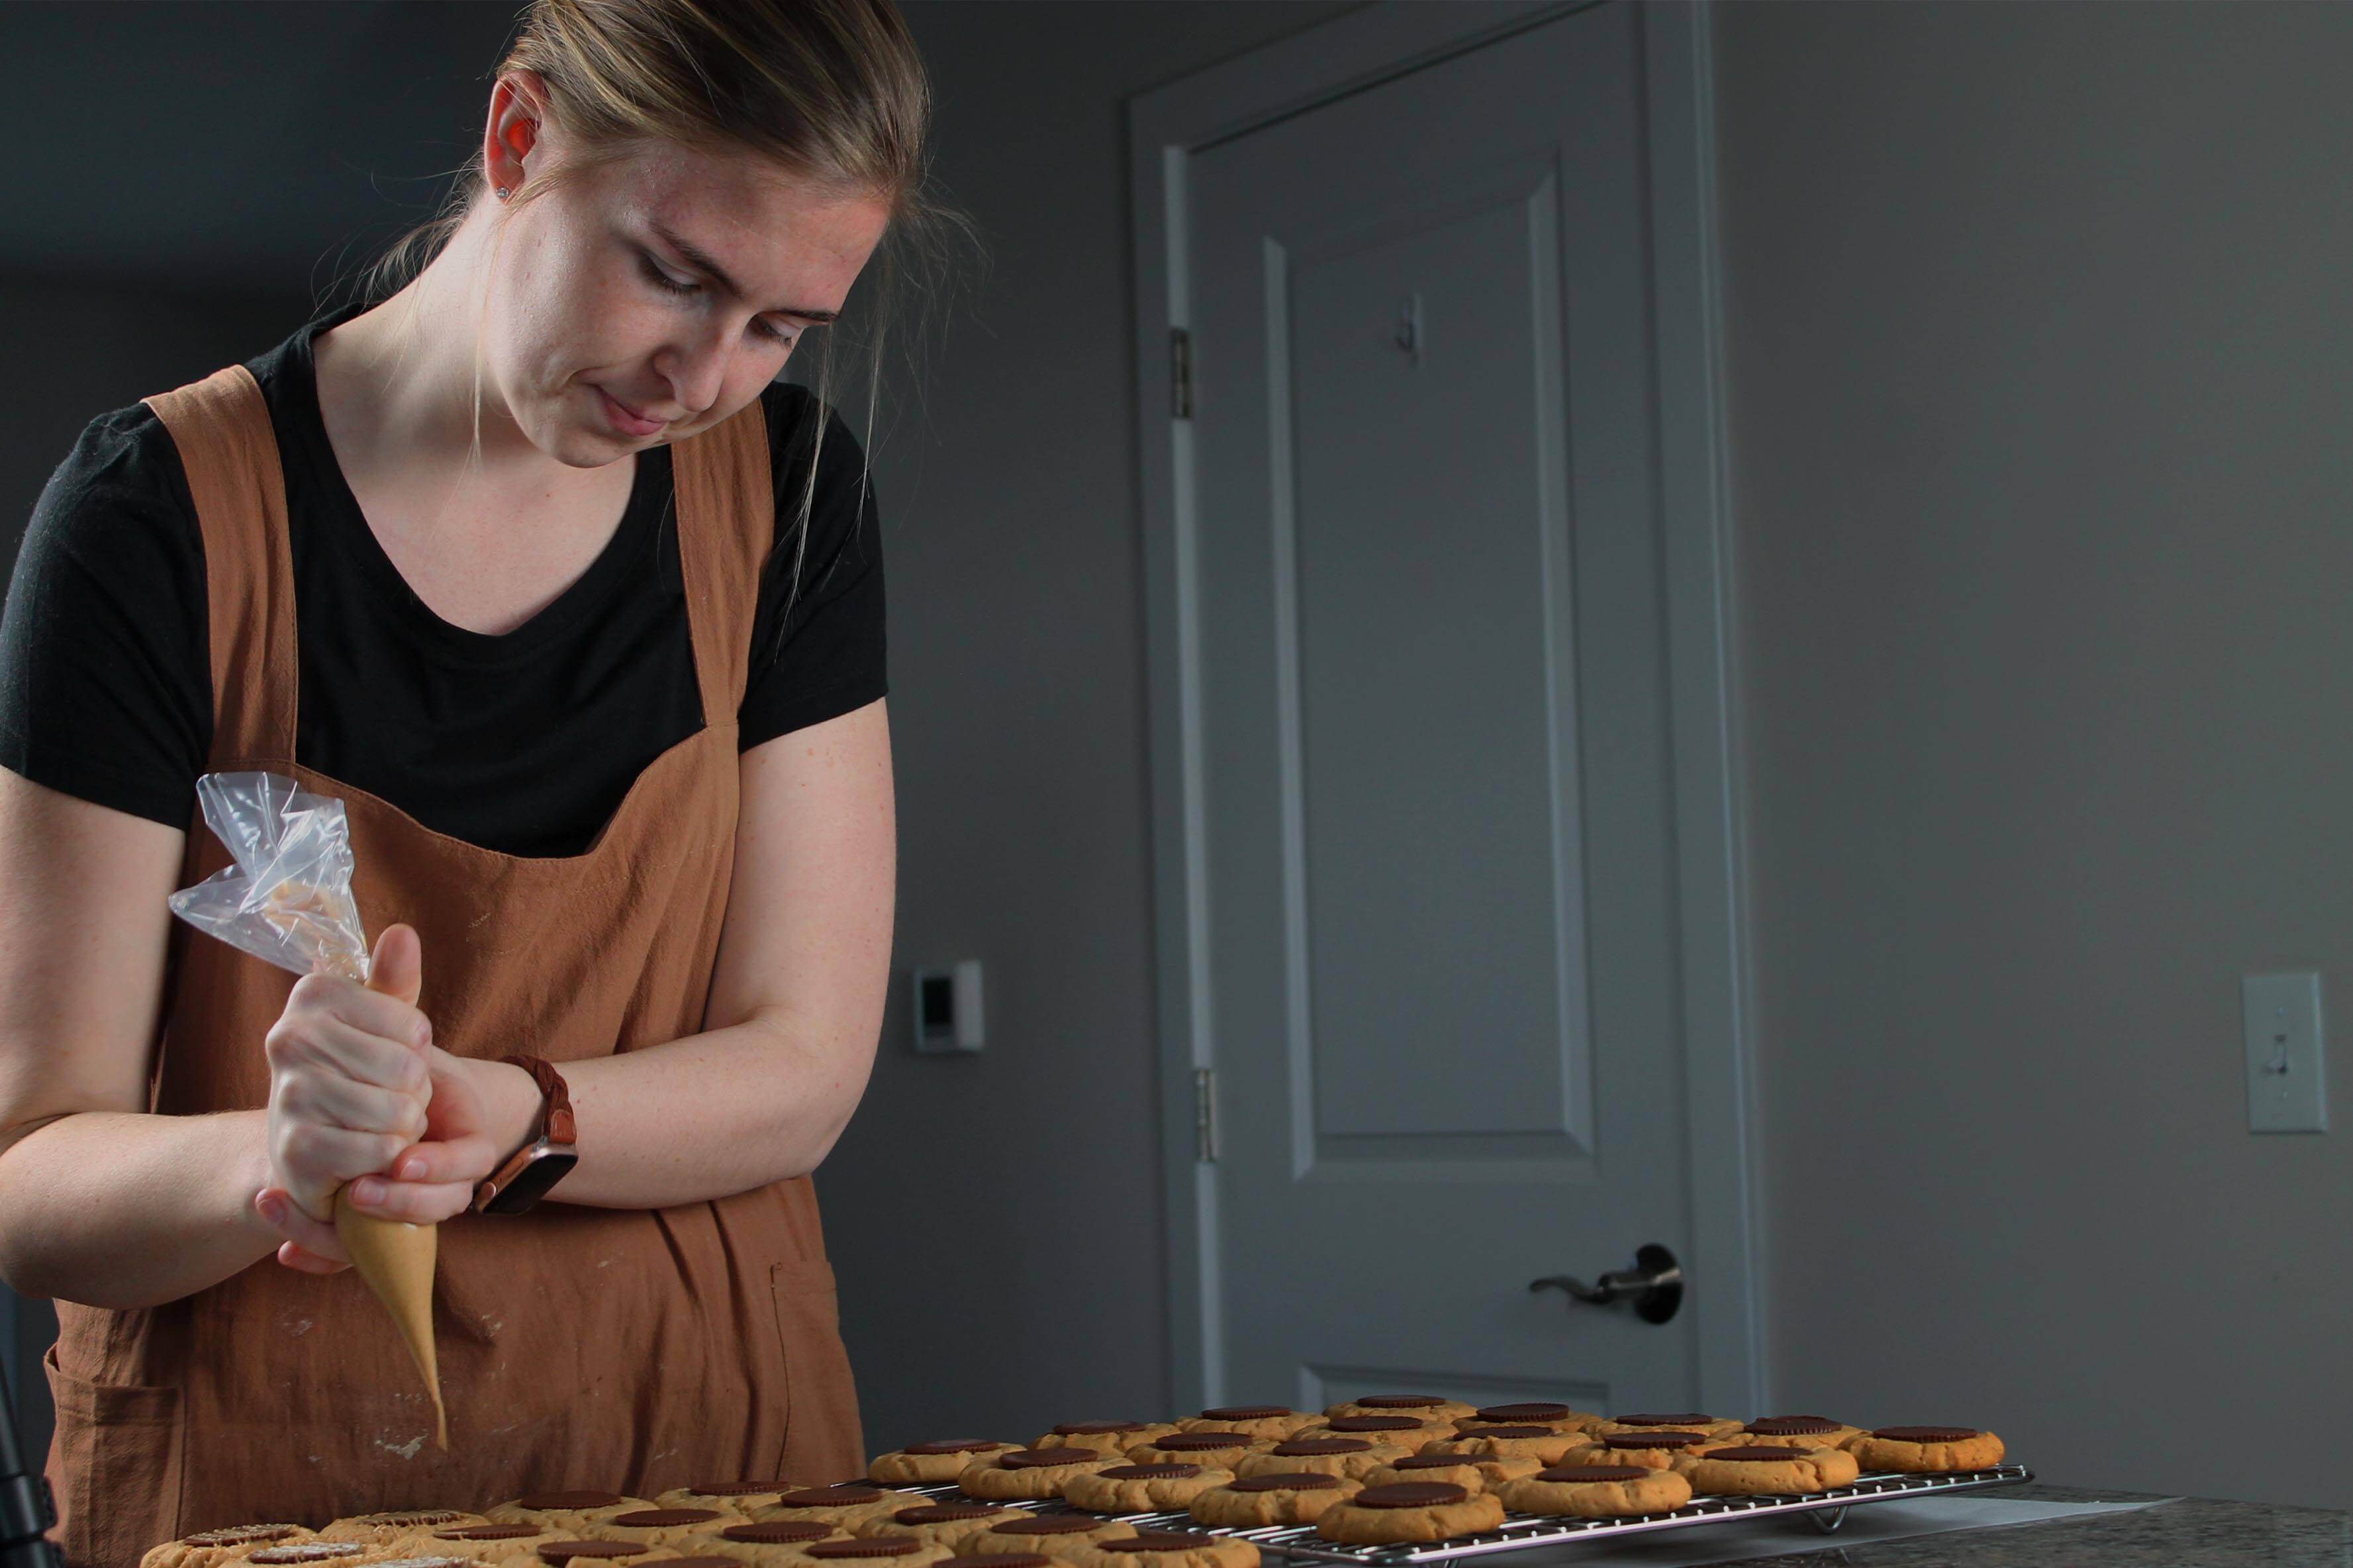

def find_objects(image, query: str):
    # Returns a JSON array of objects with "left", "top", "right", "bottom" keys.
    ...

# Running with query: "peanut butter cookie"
[
  {"left": 1591, "top": 1414, "right": 1741, "bottom": 1440},
  {"left": 653, "top": 1486, "right": 798, "bottom": 1519},
  {"left": 322, "top": 1515, "right": 485, "bottom": 1550},
  {"left": 1312, "top": 1484, "right": 1504, "bottom": 1545},
  {"left": 1685, "top": 1446, "right": 1859, "bottom": 1495},
  {"left": 1065, "top": 1464, "right": 1233, "bottom": 1514},
  {"left": 957, "top": 1516, "right": 1136, "bottom": 1557},
  {"left": 1031, "top": 1422, "right": 1182, "bottom": 1457},
  {"left": 869, "top": 1442, "right": 1022, "bottom": 1485},
  {"left": 1451, "top": 1404, "right": 1600, "bottom": 1435},
  {"left": 1175, "top": 1407, "right": 1318, "bottom": 1443},
  {"left": 749, "top": 1489, "right": 930, "bottom": 1531},
  {"left": 959, "top": 1448, "right": 1128, "bottom": 1501},
  {"left": 1186, "top": 1474, "right": 1360, "bottom": 1528},
  {"left": 1551, "top": 1432, "right": 1712, "bottom": 1473},
  {"left": 1848, "top": 1428, "right": 2005, "bottom": 1475},
  {"left": 1290, "top": 1414, "right": 1453, "bottom": 1448},
  {"left": 485, "top": 1496, "right": 657, "bottom": 1535},
  {"left": 141, "top": 1525, "right": 316, "bottom": 1568},
  {"left": 1064, "top": 1534, "right": 1259, "bottom": 1568},
  {"left": 407, "top": 1525, "right": 567, "bottom": 1567},
  {"left": 1358, "top": 1453, "right": 1539, "bottom": 1495},
  {"left": 800, "top": 1539, "right": 957, "bottom": 1568},
  {"left": 1123, "top": 1434, "right": 1261, "bottom": 1470},
  {"left": 1321, "top": 1396, "right": 1476, "bottom": 1425},
  {"left": 855, "top": 1507, "right": 1032, "bottom": 1552},
  {"left": 1233, "top": 1438, "right": 1411, "bottom": 1483},
  {"left": 700, "top": 1520, "right": 841, "bottom": 1565},
  {"left": 1496, "top": 1465, "right": 1692, "bottom": 1518},
  {"left": 1725, "top": 1418, "right": 1866, "bottom": 1453},
  {"left": 1419, "top": 1425, "right": 1583, "bottom": 1467},
  {"left": 580, "top": 1510, "right": 734, "bottom": 1551}
]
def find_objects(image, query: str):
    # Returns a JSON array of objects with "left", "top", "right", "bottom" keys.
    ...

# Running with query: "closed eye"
[{"left": 637, "top": 252, "right": 798, "bottom": 347}]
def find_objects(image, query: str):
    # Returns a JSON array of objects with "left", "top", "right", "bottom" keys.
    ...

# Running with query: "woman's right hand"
[{"left": 256, "top": 923, "right": 432, "bottom": 1239}]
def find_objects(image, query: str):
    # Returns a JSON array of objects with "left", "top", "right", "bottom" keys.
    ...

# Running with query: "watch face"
[{"left": 483, "top": 1144, "right": 579, "bottom": 1215}]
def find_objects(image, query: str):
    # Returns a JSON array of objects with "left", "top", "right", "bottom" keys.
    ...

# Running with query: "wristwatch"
[{"left": 471, "top": 1054, "right": 579, "bottom": 1215}]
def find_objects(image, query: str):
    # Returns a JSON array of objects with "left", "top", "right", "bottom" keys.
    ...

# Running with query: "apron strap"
[
  {"left": 669, "top": 394, "right": 774, "bottom": 727},
  {"left": 142, "top": 359, "right": 775, "bottom": 758},
  {"left": 142, "top": 363, "right": 298, "bottom": 763}
]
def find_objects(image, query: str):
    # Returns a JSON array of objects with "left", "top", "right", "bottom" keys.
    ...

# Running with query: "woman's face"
[{"left": 485, "top": 131, "right": 890, "bottom": 467}]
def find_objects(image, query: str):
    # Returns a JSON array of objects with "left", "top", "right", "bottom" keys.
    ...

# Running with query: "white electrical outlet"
[{"left": 2242, "top": 972, "right": 2327, "bottom": 1133}]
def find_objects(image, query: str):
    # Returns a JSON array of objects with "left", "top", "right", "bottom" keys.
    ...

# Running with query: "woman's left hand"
[{"left": 255, "top": 1046, "right": 516, "bottom": 1272}]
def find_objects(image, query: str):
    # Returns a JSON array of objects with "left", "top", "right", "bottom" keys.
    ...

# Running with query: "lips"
[{"left": 593, "top": 385, "right": 668, "bottom": 436}]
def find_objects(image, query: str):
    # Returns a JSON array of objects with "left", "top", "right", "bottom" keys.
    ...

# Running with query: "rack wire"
[{"left": 888, "top": 1463, "right": 2034, "bottom": 1562}]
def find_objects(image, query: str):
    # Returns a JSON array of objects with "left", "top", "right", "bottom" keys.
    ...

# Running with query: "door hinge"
[
  {"left": 1192, "top": 1064, "right": 1218, "bottom": 1162},
  {"left": 1170, "top": 327, "right": 1194, "bottom": 420}
]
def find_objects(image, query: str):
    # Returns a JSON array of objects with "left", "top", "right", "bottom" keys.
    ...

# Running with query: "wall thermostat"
[{"left": 912, "top": 960, "right": 984, "bottom": 1053}]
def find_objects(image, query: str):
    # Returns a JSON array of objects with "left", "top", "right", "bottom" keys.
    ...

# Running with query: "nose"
[{"left": 653, "top": 320, "right": 736, "bottom": 421}]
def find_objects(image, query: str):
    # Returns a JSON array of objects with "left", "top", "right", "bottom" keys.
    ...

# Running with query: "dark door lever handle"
[{"left": 1530, "top": 1242, "right": 1682, "bottom": 1324}]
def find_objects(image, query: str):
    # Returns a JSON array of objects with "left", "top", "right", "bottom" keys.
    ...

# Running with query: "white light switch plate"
[{"left": 2242, "top": 972, "right": 2327, "bottom": 1132}]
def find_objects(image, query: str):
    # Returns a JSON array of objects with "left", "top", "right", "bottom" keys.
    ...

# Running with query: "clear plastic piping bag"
[{"left": 167, "top": 771, "right": 371, "bottom": 982}]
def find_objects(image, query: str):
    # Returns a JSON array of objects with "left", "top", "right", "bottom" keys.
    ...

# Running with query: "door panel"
[{"left": 1187, "top": 2, "right": 1701, "bottom": 1414}]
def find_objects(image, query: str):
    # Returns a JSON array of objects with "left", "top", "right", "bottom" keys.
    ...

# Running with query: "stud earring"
[{"left": 495, "top": 187, "right": 510, "bottom": 200}]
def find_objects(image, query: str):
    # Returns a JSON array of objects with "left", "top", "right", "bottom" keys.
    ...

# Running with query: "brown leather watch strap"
[
  {"left": 501, "top": 1053, "right": 577, "bottom": 1145},
  {"left": 471, "top": 1054, "right": 576, "bottom": 1212}
]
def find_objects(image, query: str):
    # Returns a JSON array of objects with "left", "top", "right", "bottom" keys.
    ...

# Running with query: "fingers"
[
  {"left": 275, "top": 1121, "right": 412, "bottom": 1216},
  {"left": 276, "top": 1068, "right": 428, "bottom": 1144},
  {"left": 367, "top": 923, "right": 424, "bottom": 1006},
  {"left": 383, "top": 1127, "right": 502, "bottom": 1187},
  {"left": 256, "top": 1187, "right": 351, "bottom": 1269},
  {"left": 284, "top": 974, "right": 432, "bottom": 1058},
  {"left": 342, "top": 1172, "right": 481, "bottom": 1225}
]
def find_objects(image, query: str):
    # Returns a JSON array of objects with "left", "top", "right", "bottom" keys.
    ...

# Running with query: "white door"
[{"left": 1167, "top": 1, "right": 1753, "bottom": 1419}]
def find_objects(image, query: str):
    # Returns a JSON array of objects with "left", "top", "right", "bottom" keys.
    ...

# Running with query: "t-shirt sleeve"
[
  {"left": 738, "top": 383, "right": 888, "bottom": 749},
  {"left": 0, "top": 403, "right": 212, "bottom": 827}
]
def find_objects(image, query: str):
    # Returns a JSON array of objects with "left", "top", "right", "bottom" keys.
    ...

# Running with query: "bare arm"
[
  {"left": 0, "top": 766, "right": 285, "bottom": 1306},
  {"left": 287, "top": 696, "right": 897, "bottom": 1250}
]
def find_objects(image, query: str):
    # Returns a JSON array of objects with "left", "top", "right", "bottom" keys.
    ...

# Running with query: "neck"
[{"left": 318, "top": 206, "right": 577, "bottom": 488}]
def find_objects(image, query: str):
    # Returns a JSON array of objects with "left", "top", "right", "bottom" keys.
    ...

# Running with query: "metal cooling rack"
[{"left": 888, "top": 1463, "right": 2035, "bottom": 1563}]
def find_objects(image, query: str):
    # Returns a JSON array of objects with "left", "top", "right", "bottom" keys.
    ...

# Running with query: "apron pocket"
[
  {"left": 44, "top": 1342, "right": 186, "bottom": 1568},
  {"left": 768, "top": 1258, "right": 859, "bottom": 1486}
]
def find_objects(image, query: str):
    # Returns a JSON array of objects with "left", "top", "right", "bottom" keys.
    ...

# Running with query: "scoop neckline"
[{"left": 283, "top": 299, "right": 672, "bottom": 665}]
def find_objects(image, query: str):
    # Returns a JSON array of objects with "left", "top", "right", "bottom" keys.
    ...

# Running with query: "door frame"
[{"left": 1127, "top": 0, "right": 1760, "bottom": 1417}]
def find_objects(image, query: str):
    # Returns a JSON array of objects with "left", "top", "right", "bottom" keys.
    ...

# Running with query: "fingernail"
[
  {"left": 397, "top": 1156, "right": 424, "bottom": 1181},
  {"left": 258, "top": 1194, "right": 283, "bottom": 1224},
  {"left": 352, "top": 1177, "right": 384, "bottom": 1204}
]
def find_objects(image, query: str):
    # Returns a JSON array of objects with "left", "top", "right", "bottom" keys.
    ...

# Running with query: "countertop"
[{"left": 1687, "top": 1483, "right": 2348, "bottom": 1567}]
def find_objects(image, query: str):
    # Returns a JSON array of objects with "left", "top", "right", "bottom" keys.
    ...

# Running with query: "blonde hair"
[{"left": 345, "top": 0, "right": 978, "bottom": 668}]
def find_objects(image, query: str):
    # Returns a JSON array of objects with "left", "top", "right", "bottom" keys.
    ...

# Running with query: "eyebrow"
[{"left": 648, "top": 219, "right": 839, "bottom": 324}]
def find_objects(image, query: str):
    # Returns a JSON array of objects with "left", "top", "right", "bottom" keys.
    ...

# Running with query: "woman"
[{"left": 0, "top": 3, "right": 959, "bottom": 1563}]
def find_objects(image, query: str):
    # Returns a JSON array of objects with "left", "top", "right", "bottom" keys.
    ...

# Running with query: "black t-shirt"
[{"left": 0, "top": 298, "right": 886, "bottom": 858}]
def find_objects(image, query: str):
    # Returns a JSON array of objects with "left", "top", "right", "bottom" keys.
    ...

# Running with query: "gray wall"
[
  {"left": 1712, "top": 0, "right": 2353, "bottom": 1514},
  {"left": 822, "top": 0, "right": 1360, "bottom": 1455}
]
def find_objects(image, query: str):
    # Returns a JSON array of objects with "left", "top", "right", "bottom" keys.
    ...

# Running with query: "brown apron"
[{"left": 42, "top": 363, "right": 863, "bottom": 1568}]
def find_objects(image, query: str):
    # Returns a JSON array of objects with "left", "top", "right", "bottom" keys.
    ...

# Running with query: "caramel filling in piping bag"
[{"left": 330, "top": 942, "right": 446, "bottom": 1449}]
